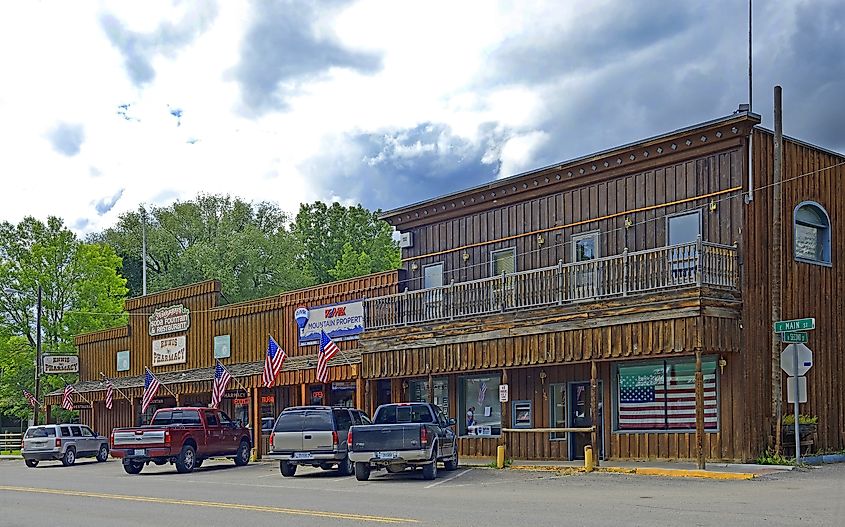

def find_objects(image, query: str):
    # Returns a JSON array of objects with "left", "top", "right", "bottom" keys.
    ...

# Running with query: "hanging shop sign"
[
  {"left": 152, "top": 336, "right": 187, "bottom": 366},
  {"left": 42, "top": 355, "right": 79, "bottom": 374},
  {"left": 298, "top": 300, "right": 365, "bottom": 345},
  {"left": 148, "top": 304, "right": 191, "bottom": 336}
]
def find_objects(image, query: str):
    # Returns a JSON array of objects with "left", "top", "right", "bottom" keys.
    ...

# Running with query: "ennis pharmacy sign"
[{"left": 149, "top": 304, "right": 191, "bottom": 336}]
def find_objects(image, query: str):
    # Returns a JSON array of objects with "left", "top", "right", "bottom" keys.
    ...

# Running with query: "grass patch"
[
  {"left": 755, "top": 449, "right": 794, "bottom": 465},
  {"left": 0, "top": 450, "right": 21, "bottom": 456}
]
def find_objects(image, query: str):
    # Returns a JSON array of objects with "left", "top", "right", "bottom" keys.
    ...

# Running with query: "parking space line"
[
  {"left": 0, "top": 485, "right": 418, "bottom": 524},
  {"left": 424, "top": 469, "right": 471, "bottom": 489}
]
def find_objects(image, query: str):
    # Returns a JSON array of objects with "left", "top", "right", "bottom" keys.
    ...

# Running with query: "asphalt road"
[{"left": 1, "top": 457, "right": 844, "bottom": 526}]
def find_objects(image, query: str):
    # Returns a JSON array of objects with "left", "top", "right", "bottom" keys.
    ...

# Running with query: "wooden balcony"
[{"left": 365, "top": 239, "right": 738, "bottom": 330}]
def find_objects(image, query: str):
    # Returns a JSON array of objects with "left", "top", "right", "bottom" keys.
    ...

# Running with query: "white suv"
[{"left": 21, "top": 424, "right": 109, "bottom": 467}]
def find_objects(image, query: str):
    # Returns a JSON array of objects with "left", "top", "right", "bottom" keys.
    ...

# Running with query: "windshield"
[
  {"left": 25, "top": 427, "right": 56, "bottom": 438},
  {"left": 374, "top": 404, "right": 434, "bottom": 425}
]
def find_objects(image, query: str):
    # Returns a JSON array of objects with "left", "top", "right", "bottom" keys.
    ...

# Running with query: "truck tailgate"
[
  {"left": 352, "top": 424, "right": 421, "bottom": 451},
  {"left": 113, "top": 429, "right": 166, "bottom": 447}
]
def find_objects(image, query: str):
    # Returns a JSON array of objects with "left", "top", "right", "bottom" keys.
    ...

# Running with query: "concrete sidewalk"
[{"left": 459, "top": 456, "right": 795, "bottom": 480}]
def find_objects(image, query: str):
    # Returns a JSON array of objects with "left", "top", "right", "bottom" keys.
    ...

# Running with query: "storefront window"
[
  {"left": 137, "top": 397, "right": 176, "bottom": 425},
  {"left": 408, "top": 378, "right": 449, "bottom": 412},
  {"left": 549, "top": 384, "right": 566, "bottom": 440},
  {"left": 309, "top": 385, "right": 325, "bottom": 406},
  {"left": 331, "top": 381, "right": 356, "bottom": 408},
  {"left": 459, "top": 375, "right": 501, "bottom": 436},
  {"left": 616, "top": 358, "right": 718, "bottom": 432},
  {"left": 232, "top": 397, "right": 250, "bottom": 427}
]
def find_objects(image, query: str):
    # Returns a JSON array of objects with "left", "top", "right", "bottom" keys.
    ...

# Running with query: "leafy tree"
[
  {"left": 91, "top": 194, "right": 313, "bottom": 302},
  {"left": 0, "top": 216, "right": 128, "bottom": 422},
  {"left": 293, "top": 202, "right": 400, "bottom": 283}
]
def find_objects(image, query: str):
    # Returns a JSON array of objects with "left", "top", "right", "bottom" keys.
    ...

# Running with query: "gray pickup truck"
[{"left": 347, "top": 402, "right": 458, "bottom": 481}]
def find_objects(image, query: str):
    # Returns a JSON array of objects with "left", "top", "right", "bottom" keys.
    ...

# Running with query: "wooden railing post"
[
  {"left": 557, "top": 259, "right": 564, "bottom": 305},
  {"left": 695, "top": 235, "right": 703, "bottom": 286},
  {"left": 402, "top": 288, "right": 409, "bottom": 326},
  {"left": 622, "top": 248, "right": 629, "bottom": 296},
  {"left": 449, "top": 280, "right": 455, "bottom": 320},
  {"left": 499, "top": 271, "right": 507, "bottom": 311}
]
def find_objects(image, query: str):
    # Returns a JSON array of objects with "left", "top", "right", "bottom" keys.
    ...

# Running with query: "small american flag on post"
[
  {"left": 142, "top": 368, "right": 162, "bottom": 413},
  {"left": 105, "top": 379, "right": 114, "bottom": 410},
  {"left": 263, "top": 336, "right": 286, "bottom": 388},
  {"left": 23, "top": 388, "right": 39, "bottom": 408},
  {"left": 62, "top": 385, "right": 74, "bottom": 411},
  {"left": 316, "top": 330, "right": 340, "bottom": 383},
  {"left": 211, "top": 360, "right": 233, "bottom": 409}
]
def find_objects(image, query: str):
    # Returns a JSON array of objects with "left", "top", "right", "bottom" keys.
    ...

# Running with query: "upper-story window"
[
  {"left": 794, "top": 202, "right": 831, "bottom": 265},
  {"left": 573, "top": 231, "right": 599, "bottom": 262},
  {"left": 667, "top": 211, "right": 701, "bottom": 246},
  {"left": 491, "top": 248, "right": 516, "bottom": 276},
  {"left": 424, "top": 263, "right": 444, "bottom": 289}
]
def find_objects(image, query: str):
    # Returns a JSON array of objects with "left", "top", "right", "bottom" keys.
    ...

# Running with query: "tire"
[
  {"left": 444, "top": 446, "right": 459, "bottom": 471},
  {"left": 354, "top": 462, "right": 370, "bottom": 481},
  {"left": 422, "top": 450, "right": 438, "bottom": 481},
  {"left": 234, "top": 441, "right": 250, "bottom": 466},
  {"left": 280, "top": 461, "right": 297, "bottom": 477},
  {"left": 61, "top": 447, "right": 76, "bottom": 467},
  {"left": 25, "top": 459, "right": 38, "bottom": 468},
  {"left": 195, "top": 459, "right": 204, "bottom": 468},
  {"left": 337, "top": 454, "right": 354, "bottom": 476},
  {"left": 175, "top": 445, "right": 196, "bottom": 474},
  {"left": 96, "top": 444, "right": 109, "bottom": 462},
  {"left": 123, "top": 461, "right": 144, "bottom": 474}
]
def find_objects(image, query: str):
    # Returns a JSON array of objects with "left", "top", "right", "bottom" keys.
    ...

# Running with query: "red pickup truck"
[{"left": 110, "top": 407, "right": 252, "bottom": 474}]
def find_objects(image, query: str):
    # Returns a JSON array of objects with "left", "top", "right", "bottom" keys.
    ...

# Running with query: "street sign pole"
[{"left": 792, "top": 347, "right": 801, "bottom": 463}]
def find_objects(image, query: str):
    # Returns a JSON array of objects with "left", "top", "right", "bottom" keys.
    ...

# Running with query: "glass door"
[{"left": 568, "top": 382, "right": 603, "bottom": 460}]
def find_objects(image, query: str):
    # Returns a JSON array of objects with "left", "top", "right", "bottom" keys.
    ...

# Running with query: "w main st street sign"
[{"left": 773, "top": 318, "right": 815, "bottom": 333}]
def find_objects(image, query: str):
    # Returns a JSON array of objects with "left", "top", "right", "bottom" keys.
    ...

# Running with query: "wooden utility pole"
[
  {"left": 590, "top": 361, "right": 599, "bottom": 466},
  {"left": 500, "top": 369, "right": 509, "bottom": 448},
  {"left": 772, "top": 85, "right": 784, "bottom": 453},
  {"left": 695, "top": 350, "right": 705, "bottom": 469}
]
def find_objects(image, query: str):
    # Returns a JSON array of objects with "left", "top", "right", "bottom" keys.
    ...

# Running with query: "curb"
[
  {"left": 800, "top": 454, "right": 845, "bottom": 465},
  {"left": 507, "top": 464, "right": 756, "bottom": 480}
]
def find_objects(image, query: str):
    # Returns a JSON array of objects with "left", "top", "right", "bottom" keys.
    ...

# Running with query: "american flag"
[
  {"left": 23, "top": 388, "right": 39, "bottom": 408},
  {"left": 618, "top": 364, "right": 717, "bottom": 430},
  {"left": 211, "top": 360, "right": 233, "bottom": 408},
  {"left": 316, "top": 330, "right": 340, "bottom": 383},
  {"left": 105, "top": 379, "right": 114, "bottom": 410},
  {"left": 142, "top": 368, "right": 162, "bottom": 413},
  {"left": 62, "top": 385, "right": 74, "bottom": 411},
  {"left": 263, "top": 336, "right": 286, "bottom": 388}
]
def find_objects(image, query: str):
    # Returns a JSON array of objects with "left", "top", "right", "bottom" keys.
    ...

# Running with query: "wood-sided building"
[
  {"left": 44, "top": 273, "right": 399, "bottom": 457},
  {"left": 357, "top": 109, "right": 845, "bottom": 462}
]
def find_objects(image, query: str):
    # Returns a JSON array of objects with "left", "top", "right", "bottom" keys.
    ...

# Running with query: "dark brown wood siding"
[{"left": 743, "top": 129, "right": 845, "bottom": 454}]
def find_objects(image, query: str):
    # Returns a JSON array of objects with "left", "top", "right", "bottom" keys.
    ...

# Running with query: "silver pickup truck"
[{"left": 347, "top": 402, "right": 458, "bottom": 481}]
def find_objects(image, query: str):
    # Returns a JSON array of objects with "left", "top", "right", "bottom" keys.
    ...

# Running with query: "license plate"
[
  {"left": 376, "top": 451, "right": 398, "bottom": 460},
  {"left": 293, "top": 452, "right": 312, "bottom": 459},
  {"left": 131, "top": 449, "right": 146, "bottom": 456}
]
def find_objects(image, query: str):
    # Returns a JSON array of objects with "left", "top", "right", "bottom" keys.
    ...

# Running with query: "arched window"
[{"left": 794, "top": 201, "right": 831, "bottom": 265}]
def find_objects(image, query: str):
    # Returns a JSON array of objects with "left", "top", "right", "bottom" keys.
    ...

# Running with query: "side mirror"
[
  {"left": 235, "top": 420, "right": 243, "bottom": 428},
  {"left": 447, "top": 418, "right": 457, "bottom": 427}
]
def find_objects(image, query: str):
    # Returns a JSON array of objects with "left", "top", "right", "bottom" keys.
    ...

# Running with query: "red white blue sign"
[{"left": 298, "top": 300, "right": 364, "bottom": 346}]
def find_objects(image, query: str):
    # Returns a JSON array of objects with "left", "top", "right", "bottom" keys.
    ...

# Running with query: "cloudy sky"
[{"left": 1, "top": 0, "right": 842, "bottom": 234}]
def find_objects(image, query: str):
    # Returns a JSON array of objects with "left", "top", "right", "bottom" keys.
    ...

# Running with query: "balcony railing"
[{"left": 364, "top": 239, "right": 738, "bottom": 330}]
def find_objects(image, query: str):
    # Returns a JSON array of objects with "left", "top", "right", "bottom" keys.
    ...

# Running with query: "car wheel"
[
  {"left": 175, "top": 445, "right": 196, "bottom": 474},
  {"left": 234, "top": 440, "right": 250, "bottom": 466},
  {"left": 444, "top": 447, "right": 459, "bottom": 471},
  {"left": 422, "top": 451, "right": 438, "bottom": 481},
  {"left": 96, "top": 445, "right": 109, "bottom": 462},
  {"left": 337, "top": 455, "right": 354, "bottom": 476},
  {"left": 61, "top": 447, "right": 76, "bottom": 467},
  {"left": 123, "top": 461, "right": 144, "bottom": 474},
  {"left": 25, "top": 459, "right": 39, "bottom": 468},
  {"left": 195, "top": 459, "right": 204, "bottom": 468},
  {"left": 280, "top": 461, "right": 297, "bottom": 477},
  {"left": 354, "top": 462, "right": 370, "bottom": 481}
]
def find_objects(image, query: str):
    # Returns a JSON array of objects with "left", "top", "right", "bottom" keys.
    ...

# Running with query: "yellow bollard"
[
  {"left": 584, "top": 445, "right": 594, "bottom": 472},
  {"left": 496, "top": 445, "right": 506, "bottom": 469},
  {"left": 250, "top": 448, "right": 257, "bottom": 462}
]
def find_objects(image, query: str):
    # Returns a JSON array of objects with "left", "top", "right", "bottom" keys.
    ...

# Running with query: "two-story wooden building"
[
  {"left": 357, "top": 109, "right": 844, "bottom": 462},
  {"left": 49, "top": 108, "right": 844, "bottom": 463}
]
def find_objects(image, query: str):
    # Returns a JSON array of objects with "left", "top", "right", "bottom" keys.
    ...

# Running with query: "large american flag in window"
[{"left": 617, "top": 359, "right": 717, "bottom": 431}]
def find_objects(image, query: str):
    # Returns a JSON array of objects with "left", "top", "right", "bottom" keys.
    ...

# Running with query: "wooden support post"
[
  {"left": 252, "top": 386, "right": 261, "bottom": 460},
  {"left": 300, "top": 383, "right": 307, "bottom": 406},
  {"left": 428, "top": 373, "right": 434, "bottom": 405},
  {"left": 356, "top": 376, "right": 364, "bottom": 411},
  {"left": 771, "top": 85, "right": 784, "bottom": 454},
  {"left": 695, "top": 350, "right": 706, "bottom": 470},
  {"left": 45, "top": 405, "right": 51, "bottom": 424},
  {"left": 500, "top": 369, "right": 509, "bottom": 448},
  {"left": 590, "top": 361, "right": 599, "bottom": 466}
]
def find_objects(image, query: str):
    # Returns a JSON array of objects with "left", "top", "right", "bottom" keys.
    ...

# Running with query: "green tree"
[
  {"left": 293, "top": 202, "right": 400, "bottom": 283},
  {"left": 91, "top": 194, "right": 313, "bottom": 302},
  {"left": 0, "top": 216, "right": 128, "bottom": 422}
]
